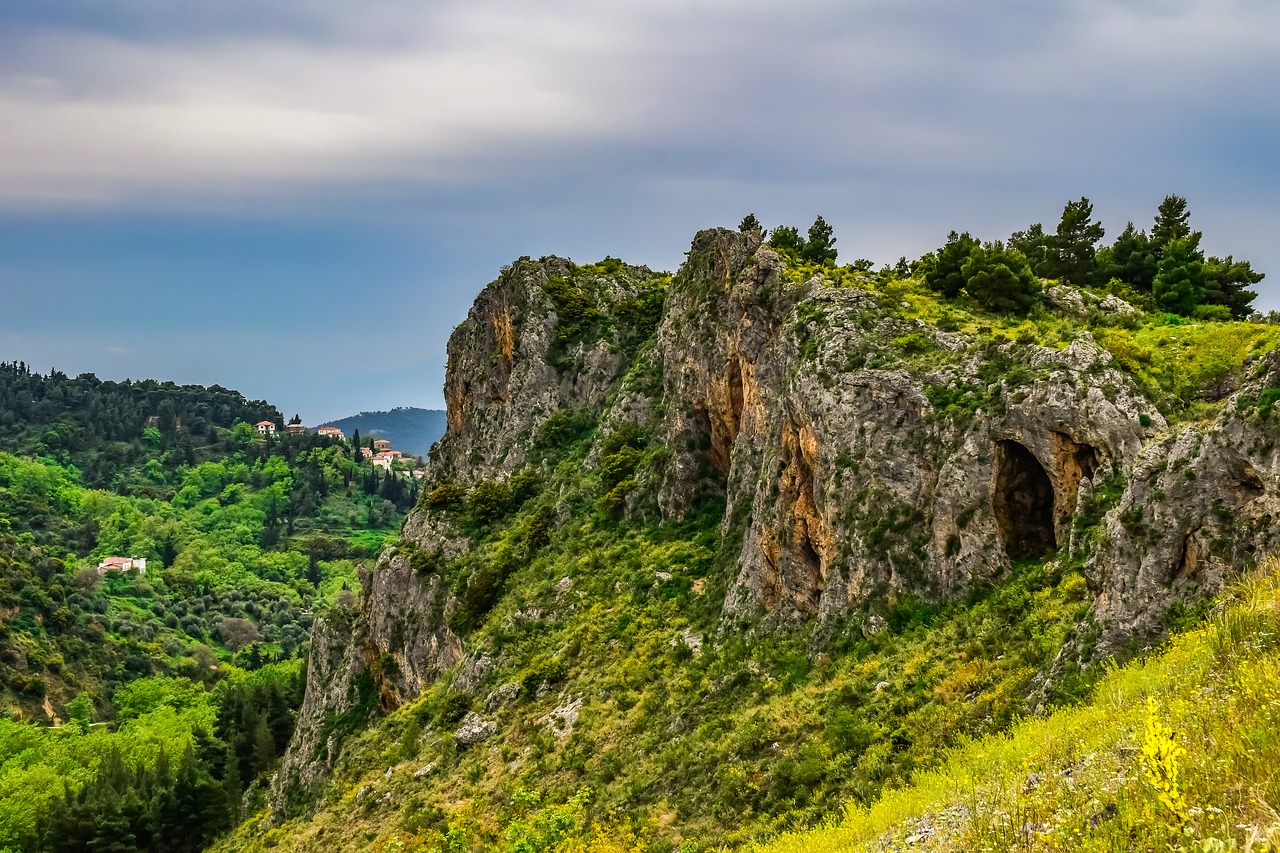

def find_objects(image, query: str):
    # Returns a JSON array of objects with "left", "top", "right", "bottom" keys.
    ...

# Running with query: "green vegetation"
[
  {"left": 235, "top": 418, "right": 1100, "bottom": 852},
  {"left": 0, "top": 371, "right": 421, "bottom": 851},
  {"left": 538, "top": 258, "right": 669, "bottom": 374},
  {"left": 768, "top": 215, "right": 839, "bottom": 265},
  {"left": 0, "top": 664, "right": 303, "bottom": 852},
  {"left": 2, "top": 205, "right": 1276, "bottom": 852},
  {"left": 754, "top": 559, "right": 1280, "bottom": 853},
  {"left": 219, "top": 210, "right": 1273, "bottom": 852}
]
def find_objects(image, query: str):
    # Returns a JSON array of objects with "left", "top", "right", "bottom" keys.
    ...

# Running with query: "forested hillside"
[{"left": 0, "top": 373, "right": 423, "bottom": 851}]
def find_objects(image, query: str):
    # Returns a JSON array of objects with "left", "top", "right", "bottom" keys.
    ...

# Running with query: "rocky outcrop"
[
  {"left": 652, "top": 229, "right": 1163, "bottom": 629},
  {"left": 433, "top": 255, "right": 664, "bottom": 481},
  {"left": 272, "top": 521, "right": 463, "bottom": 817},
  {"left": 277, "top": 224, "right": 1280, "bottom": 812},
  {"left": 364, "top": 550, "right": 463, "bottom": 708},
  {"left": 272, "top": 606, "right": 371, "bottom": 816},
  {"left": 1086, "top": 353, "right": 1280, "bottom": 651}
]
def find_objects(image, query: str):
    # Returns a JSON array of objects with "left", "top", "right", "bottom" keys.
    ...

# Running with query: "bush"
[
  {"left": 962, "top": 243, "right": 1041, "bottom": 314},
  {"left": 535, "top": 410, "right": 596, "bottom": 451},
  {"left": 468, "top": 481, "right": 514, "bottom": 525},
  {"left": 426, "top": 482, "right": 465, "bottom": 510}
]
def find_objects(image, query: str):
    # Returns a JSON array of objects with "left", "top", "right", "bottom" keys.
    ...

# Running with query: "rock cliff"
[{"left": 274, "top": 225, "right": 1280, "bottom": 814}]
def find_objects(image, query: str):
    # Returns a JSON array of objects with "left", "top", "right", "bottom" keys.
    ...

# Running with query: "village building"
[
  {"left": 97, "top": 556, "right": 146, "bottom": 576},
  {"left": 372, "top": 439, "right": 392, "bottom": 452},
  {"left": 317, "top": 426, "right": 344, "bottom": 440},
  {"left": 255, "top": 420, "right": 277, "bottom": 436},
  {"left": 371, "top": 455, "right": 393, "bottom": 472},
  {"left": 286, "top": 423, "right": 307, "bottom": 436}
]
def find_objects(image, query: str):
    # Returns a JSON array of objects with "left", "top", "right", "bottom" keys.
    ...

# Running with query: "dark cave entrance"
[{"left": 993, "top": 440, "right": 1057, "bottom": 559}]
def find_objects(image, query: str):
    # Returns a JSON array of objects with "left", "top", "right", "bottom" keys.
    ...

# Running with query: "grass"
[
  {"left": 216, "top": 250, "right": 1280, "bottom": 852},
  {"left": 753, "top": 557, "right": 1280, "bottom": 853}
]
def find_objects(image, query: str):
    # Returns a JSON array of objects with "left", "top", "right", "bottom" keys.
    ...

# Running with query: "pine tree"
[
  {"left": 1152, "top": 194, "right": 1193, "bottom": 248},
  {"left": 1095, "top": 221, "right": 1157, "bottom": 292},
  {"left": 1008, "top": 223, "right": 1053, "bottom": 277},
  {"left": 924, "top": 231, "right": 980, "bottom": 298},
  {"left": 738, "top": 213, "right": 761, "bottom": 232},
  {"left": 1050, "top": 197, "right": 1104, "bottom": 285},
  {"left": 767, "top": 225, "right": 803, "bottom": 254},
  {"left": 961, "top": 242, "right": 1041, "bottom": 314},
  {"left": 800, "top": 215, "right": 838, "bottom": 264},
  {"left": 1153, "top": 235, "right": 1207, "bottom": 315},
  {"left": 1203, "top": 255, "right": 1264, "bottom": 318}
]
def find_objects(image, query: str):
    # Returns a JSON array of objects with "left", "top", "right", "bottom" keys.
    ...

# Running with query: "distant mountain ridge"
[{"left": 318, "top": 407, "right": 446, "bottom": 458}]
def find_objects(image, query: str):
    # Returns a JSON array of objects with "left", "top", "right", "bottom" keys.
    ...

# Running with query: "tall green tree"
[
  {"left": 1203, "top": 255, "right": 1264, "bottom": 319},
  {"left": 923, "top": 231, "right": 980, "bottom": 298},
  {"left": 1152, "top": 235, "right": 1207, "bottom": 315},
  {"left": 1152, "top": 194, "right": 1193, "bottom": 248},
  {"left": 767, "top": 225, "right": 803, "bottom": 254},
  {"left": 961, "top": 242, "right": 1041, "bottom": 314},
  {"left": 1008, "top": 223, "right": 1053, "bottom": 277},
  {"left": 1050, "top": 197, "right": 1105, "bottom": 285},
  {"left": 738, "top": 213, "right": 761, "bottom": 233},
  {"left": 800, "top": 215, "right": 838, "bottom": 264},
  {"left": 1095, "top": 221, "right": 1157, "bottom": 292}
]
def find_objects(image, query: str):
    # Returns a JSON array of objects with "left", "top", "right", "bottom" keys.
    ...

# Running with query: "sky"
[{"left": 1, "top": 0, "right": 1278, "bottom": 424}]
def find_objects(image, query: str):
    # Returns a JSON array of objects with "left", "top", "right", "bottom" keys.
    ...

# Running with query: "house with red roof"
[{"left": 97, "top": 556, "right": 147, "bottom": 576}]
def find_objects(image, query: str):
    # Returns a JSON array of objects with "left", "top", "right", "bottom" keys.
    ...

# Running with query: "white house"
[
  {"left": 97, "top": 556, "right": 147, "bottom": 576},
  {"left": 255, "top": 420, "right": 277, "bottom": 436},
  {"left": 317, "top": 426, "right": 345, "bottom": 440}
]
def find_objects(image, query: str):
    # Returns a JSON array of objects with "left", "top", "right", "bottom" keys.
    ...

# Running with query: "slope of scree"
[{"left": 256, "top": 228, "right": 1280, "bottom": 851}]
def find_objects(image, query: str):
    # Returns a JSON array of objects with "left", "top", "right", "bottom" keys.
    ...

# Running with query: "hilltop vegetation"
[{"left": 0, "top": 373, "right": 425, "bottom": 851}]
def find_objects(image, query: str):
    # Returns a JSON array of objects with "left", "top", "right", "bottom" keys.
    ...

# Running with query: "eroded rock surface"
[{"left": 277, "top": 224, "right": 1280, "bottom": 814}]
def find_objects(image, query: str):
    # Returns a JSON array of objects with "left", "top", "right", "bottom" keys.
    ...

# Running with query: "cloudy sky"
[{"left": 2, "top": 0, "right": 1277, "bottom": 423}]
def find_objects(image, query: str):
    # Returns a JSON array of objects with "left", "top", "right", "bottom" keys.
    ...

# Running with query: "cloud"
[{"left": 2, "top": 0, "right": 1273, "bottom": 211}]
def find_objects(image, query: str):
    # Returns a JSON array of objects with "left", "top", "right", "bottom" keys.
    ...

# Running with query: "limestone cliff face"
[
  {"left": 278, "top": 225, "right": 1280, "bottom": 809},
  {"left": 1086, "top": 352, "right": 1280, "bottom": 651},
  {"left": 434, "top": 255, "right": 662, "bottom": 481},
  {"left": 652, "top": 229, "right": 1165, "bottom": 629},
  {"left": 272, "top": 607, "right": 370, "bottom": 815},
  {"left": 274, "top": 256, "right": 662, "bottom": 814}
]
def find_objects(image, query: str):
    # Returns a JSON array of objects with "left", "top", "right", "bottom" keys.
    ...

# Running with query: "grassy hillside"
[
  {"left": 220, "top": 238, "right": 1280, "bottom": 852},
  {"left": 0, "top": 377, "right": 424, "bottom": 850},
  {"left": 756, "top": 557, "right": 1280, "bottom": 853}
]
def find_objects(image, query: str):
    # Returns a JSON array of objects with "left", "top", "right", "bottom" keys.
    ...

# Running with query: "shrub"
[
  {"left": 468, "top": 481, "right": 514, "bottom": 525},
  {"left": 426, "top": 483, "right": 465, "bottom": 510}
]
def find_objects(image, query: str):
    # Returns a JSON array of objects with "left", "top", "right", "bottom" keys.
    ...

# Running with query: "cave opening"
[
  {"left": 795, "top": 529, "right": 824, "bottom": 616},
  {"left": 727, "top": 358, "right": 744, "bottom": 442},
  {"left": 993, "top": 440, "right": 1057, "bottom": 559}
]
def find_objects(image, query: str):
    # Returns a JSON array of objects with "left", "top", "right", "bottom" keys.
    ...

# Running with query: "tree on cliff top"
[{"left": 800, "top": 215, "right": 838, "bottom": 264}]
